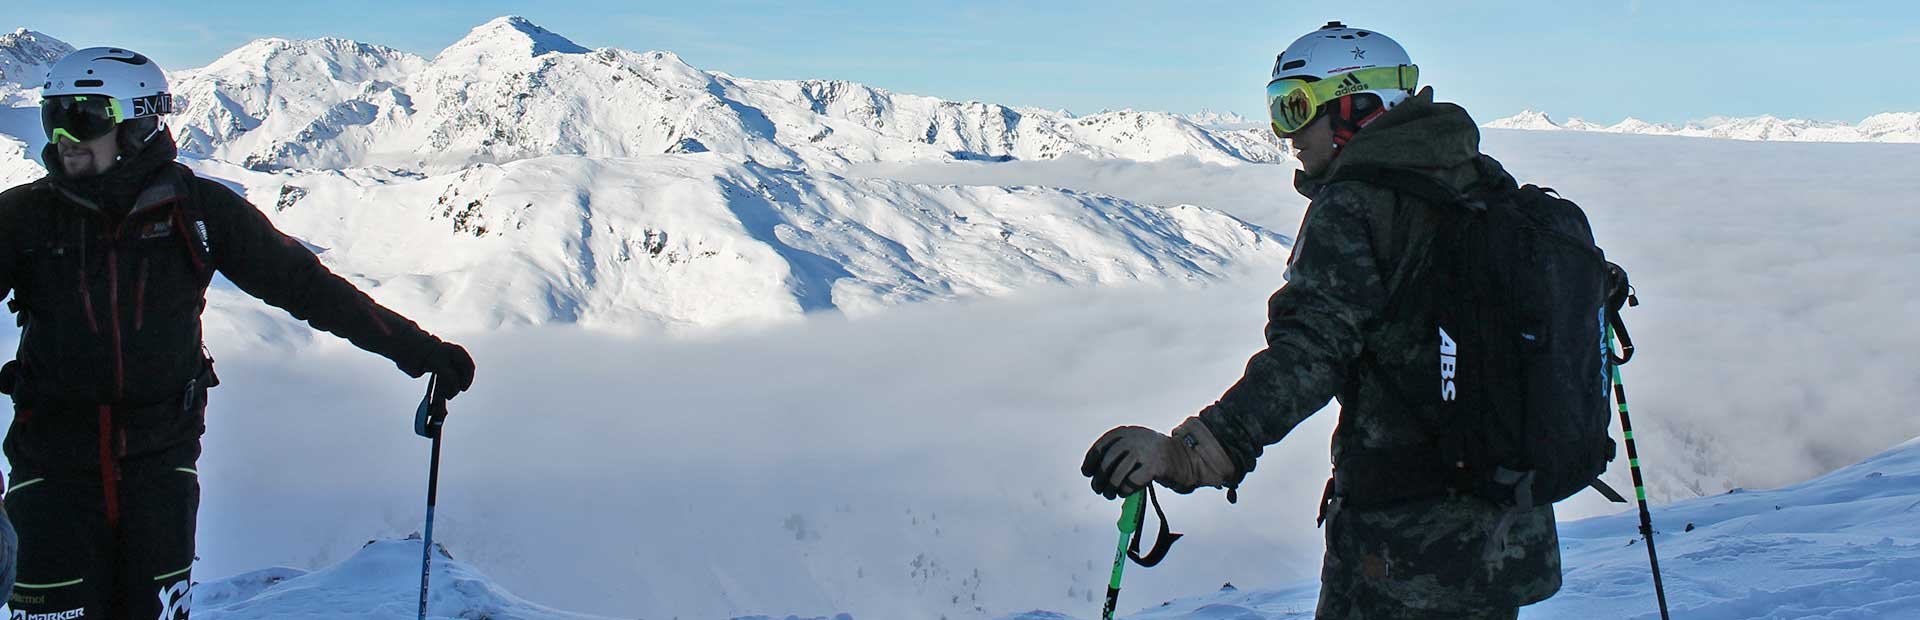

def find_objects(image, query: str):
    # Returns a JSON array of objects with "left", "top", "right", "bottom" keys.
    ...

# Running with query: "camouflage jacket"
[{"left": 1197, "top": 88, "right": 1560, "bottom": 607}]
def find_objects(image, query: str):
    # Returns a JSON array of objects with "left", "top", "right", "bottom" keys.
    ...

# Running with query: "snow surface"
[
  {"left": 1484, "top": 109, "right": 1920, "bottom": 143},
  {"left": 1109, "top": 431, "right": 1920, "bottom": 619},
  {"left": 173, "top": 431, "right": 1920, "bottom": 619}
]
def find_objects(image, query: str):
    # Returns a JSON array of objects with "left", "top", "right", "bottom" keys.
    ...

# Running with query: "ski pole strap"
[
  {"left": 1590, "top": 478, "right": 1629, "bottom": 504},
  {"left": 414, "top": 375, "right": 448, "bottom": 439},
  {"left": 1604, "top": 262, "right": 1638, "bottom": 366},
  {"left": 1607, "top": 309, "right": 1635, "bottom": 366},
  {"left": 1126, "top": 485, "right": 1183, "bottom": 568}
]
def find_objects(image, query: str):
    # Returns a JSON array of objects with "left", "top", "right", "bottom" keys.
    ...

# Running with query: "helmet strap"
[
  {"left": 1328, "top": 94, "right": 1389, "bottom": 148},
  {"left": 114, "top": 117, "right": 162, "bottom": 156}
]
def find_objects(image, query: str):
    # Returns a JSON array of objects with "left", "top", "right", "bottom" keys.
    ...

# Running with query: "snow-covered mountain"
[
  {"left": 187, "top": 152, "right": 1286, "bottom": 334},
  {"left": 1181, "top": 110, "right": 1252, "bottom": 127},
  {"left": 160, "top": 16, "right": 1284, "bottom": 173},
  {"left": 0, "top": 29, "right": 68, "bottom": 86},
  {"left": 1481, "top": 109, "right": 1564, "bottom": 131},
  {"left": 0, "top": 22, "right": 1292, "bottom": 333},
  {"left": 0, "top": 28, "right": 71, "bottom": 107},
  {"left": 1484, "top": 109, "right": 1920, "bottom": 143}
]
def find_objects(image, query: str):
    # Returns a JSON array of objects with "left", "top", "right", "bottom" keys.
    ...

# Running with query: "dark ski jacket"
[
  {"left": 0, "top": 133, "right": 442, "bottom": 470},
  {"left": 1196, "top": 88, "right": 1562, "bottom": 606}
]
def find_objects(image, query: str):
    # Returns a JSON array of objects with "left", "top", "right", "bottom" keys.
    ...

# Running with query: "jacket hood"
[{"left": 1295, "top": 87, "right": 1490, "bottom": 198}]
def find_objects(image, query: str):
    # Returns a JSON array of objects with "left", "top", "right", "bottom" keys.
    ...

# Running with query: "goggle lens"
[
  {"left": 1267, "top": 79, "right": 1319, "bottom": 136},
  {"left": 41, "top": 96, "right": 121, "bottom": 144}
]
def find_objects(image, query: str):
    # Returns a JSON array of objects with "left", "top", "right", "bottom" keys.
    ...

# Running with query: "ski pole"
[
  {"left": 415, "top": 375, "right": 450, "bottom": 620},
  {"left": 1609, "top": 326, "right": 1670, "bottom": 620},
  {"left": 1101, "top": 491, "right": 1145, "bottom": 620}
]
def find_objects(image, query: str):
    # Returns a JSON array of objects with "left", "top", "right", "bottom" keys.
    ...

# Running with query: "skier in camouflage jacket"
[{"left": 1082, "top": 23, "right": 1559, "bottom": 619}]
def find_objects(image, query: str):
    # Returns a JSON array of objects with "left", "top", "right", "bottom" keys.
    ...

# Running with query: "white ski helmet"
[
  {"left": 42, "top": 47, "right": 172, "bottom": 116},
  {"left": 39, "top": 47, "right": 173, "bottom": 149},
  {"left": 1271, "top": 22, "right": 1415, "bottom": 111}
]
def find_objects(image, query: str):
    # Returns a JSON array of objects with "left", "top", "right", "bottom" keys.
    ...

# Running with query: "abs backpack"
[{"left": 1327, "top": 163, "right": 1630, "bottom": 509}]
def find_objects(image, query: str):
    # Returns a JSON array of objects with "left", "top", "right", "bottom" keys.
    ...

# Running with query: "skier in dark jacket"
[
  {"left": 0, "top": 47, "right": 475, "bottom": 620},
  {"left": 1081, "top": 23, "right": 1559, "bottom": 619}
]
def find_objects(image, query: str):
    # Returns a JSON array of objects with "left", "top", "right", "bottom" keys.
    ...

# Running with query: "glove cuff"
[{"left": 1173, "top": 417, "right": 1242, "bottom": 490}]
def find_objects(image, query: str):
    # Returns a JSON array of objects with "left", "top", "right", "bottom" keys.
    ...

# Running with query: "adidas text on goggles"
[{"left": 1266, "top": 64, "right": 1418, "bottom": 136}]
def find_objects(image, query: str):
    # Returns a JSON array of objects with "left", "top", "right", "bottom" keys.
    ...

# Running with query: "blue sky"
[{"left": 9, "top": 1, "right": 1915, "bottom": 125}]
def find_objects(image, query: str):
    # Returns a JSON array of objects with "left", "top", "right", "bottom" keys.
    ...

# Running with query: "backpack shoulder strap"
[{"left": 1324, "top": 164, "right": 1485, "bottom": 213}]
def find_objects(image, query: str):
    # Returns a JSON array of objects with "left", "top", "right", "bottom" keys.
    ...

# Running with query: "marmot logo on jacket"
[{"left": 139, "top": 219, "right": 172, "bottom": 239}]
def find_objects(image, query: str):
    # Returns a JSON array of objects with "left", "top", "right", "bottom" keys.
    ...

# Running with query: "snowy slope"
[
  {"left": 1112, "top": 435, "right": 1920, "bottom": 620},
  {"left": 158, "top": 16, "right": 1284, "bottom": 173},
  {"left": 173, "top": 415, "right": 1920, "bottom": 619},
  {"left": 1485, "top": 109, "right": 1920, "bottom": 143},
  {"left": 193, "top": 537, "right": 619, "bottom": 620}
]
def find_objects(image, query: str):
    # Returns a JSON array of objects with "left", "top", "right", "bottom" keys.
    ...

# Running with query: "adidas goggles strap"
[{"left": 1267, "top": 64, "right": 1418, "bottom": 136}]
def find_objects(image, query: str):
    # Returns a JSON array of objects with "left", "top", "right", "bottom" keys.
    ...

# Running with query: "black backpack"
[{"left": 1327, "top": 164, "right": 1630, "bottom": 509}]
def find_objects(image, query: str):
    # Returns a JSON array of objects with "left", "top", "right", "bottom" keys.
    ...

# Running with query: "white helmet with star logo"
[{"left": 1271, "top": 21, "right": 1415, "bottom": 111}]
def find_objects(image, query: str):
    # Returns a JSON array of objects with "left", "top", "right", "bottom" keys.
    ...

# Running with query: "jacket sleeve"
[
  {"left": 201, "top": 183, "right": 442, "bottom": 375},
  {"left": 1196, "top": 184, "right": 1392, "bottom": 480},
  {"left": 0, "top": 187, "right": 26, "bottom": 303}
]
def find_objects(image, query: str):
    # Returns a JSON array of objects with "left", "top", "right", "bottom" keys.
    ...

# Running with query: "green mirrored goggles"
[{"left": 1266, "top": 64, "right": 1418, "bottom": 136}]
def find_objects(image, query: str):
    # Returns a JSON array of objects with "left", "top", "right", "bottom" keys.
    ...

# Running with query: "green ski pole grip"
[
  {"left": 1117, "top": 491, "right": 1144, "bottom": 536},
  {"left": 1102, "top": 491, "right": 1145, "bottom": 620}
]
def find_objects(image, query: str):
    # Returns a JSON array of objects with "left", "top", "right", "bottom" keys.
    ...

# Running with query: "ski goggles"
[
  {"left": 41, "top": 95, "right": 125, "bottom": 144},
  {"left": 1266, "top": 64, "right": 1418, "bottom": 136},
  {"left": 40, "top": 93, "right": 171, "bottom": 144}
]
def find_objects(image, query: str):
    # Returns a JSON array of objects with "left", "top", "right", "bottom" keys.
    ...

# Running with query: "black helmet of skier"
[
  {"left": 1266, "top": 22, "right": 1419, "bottom": 145},
  {"left": 38, "top": 47, "right": 175, "bottom": 156}
]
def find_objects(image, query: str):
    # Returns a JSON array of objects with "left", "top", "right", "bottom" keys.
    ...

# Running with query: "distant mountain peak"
[
  {"left": 0, "top": 28, "right": 75, "bottom": 86},
  {"left": 440, "top": 15, "right": 590, "bottom": 62},
  {"left": 1483, "top": 109, "right": 1563, "bottom": 130}
]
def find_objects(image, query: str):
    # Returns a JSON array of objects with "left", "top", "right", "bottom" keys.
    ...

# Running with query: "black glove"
[
  {"left": 421, "top": 341, "right": 475, "bottom": 401},
  {"left": 1081, "top": 418, "right": 1238, "bottom": 499}
]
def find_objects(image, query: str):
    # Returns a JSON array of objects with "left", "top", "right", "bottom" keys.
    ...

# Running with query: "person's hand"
[
  {"left": 1080, "top": 418, "right": 1237, "bottom": 499},
  {"left": 421, "top": 342, "right": 475, "bottom": 401}
]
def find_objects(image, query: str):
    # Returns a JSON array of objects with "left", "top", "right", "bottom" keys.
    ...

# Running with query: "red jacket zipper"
[
  {"left": 133, "top": 258, "right": 149, "bottom": 332},
  {"left": 108, "top": 248, "right": 125, "bottom": 399},
  {"left": 97, "top": 405, "right": 121, "bottom": 529}
]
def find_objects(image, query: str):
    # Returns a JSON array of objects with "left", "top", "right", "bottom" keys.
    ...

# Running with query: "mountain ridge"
[{"left": 1484, "top": 109, "right": 1920, "bottom": 143}]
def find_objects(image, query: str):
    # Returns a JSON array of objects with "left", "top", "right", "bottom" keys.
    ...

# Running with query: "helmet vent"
[
  {"left": 75, "top": 79, "right": 104, "bottom": 88},
  {"left": 1357, "top": 31, "right": 1372, "bottom": 37},
  {"left": 1282, "top": 60, "right": 1306, "bottom": 71}
]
